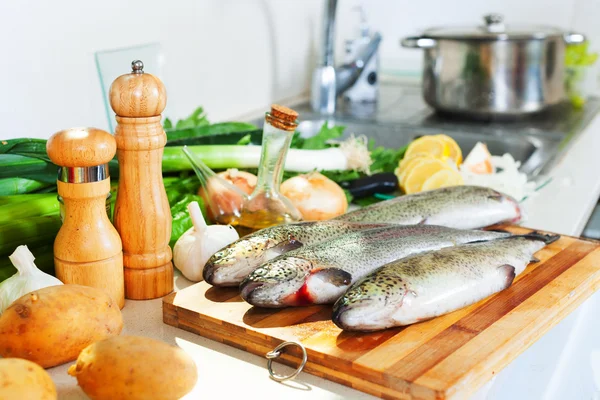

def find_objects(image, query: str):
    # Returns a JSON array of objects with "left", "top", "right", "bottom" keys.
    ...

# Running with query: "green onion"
[
  {"left": 0, "top": 154, "right": 54, "bottom": 180},
  {"left": 166, "top": 122, "right": 257, "bottom": 141},
  {"left": 0, "top": 177, "right": 52, "bottom": 196},
  {"left": 0, "top": 194, "right": 53, "bottom": 206},
  {"left": 165, "top": 128, "right": 263, "bottom": 147},
  {"left": 0, "top": 215, "right": 61, "bottom": 257},
  {"left": 0, "top": 193, "right": 59, "bottom": 223},
  {"left": 0, "top": 138, "right": 50, "bottom": 161}
]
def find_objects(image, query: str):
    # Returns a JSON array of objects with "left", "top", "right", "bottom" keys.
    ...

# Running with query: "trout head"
[
  {"left": 332, "top": 274, "right": 415, "bottom": 332},
  {"left": 239, "top": 257, "right": 313, "bottom": 308},
  {"left": 203, "top": 233, "right": 302, "bottom": 287}
]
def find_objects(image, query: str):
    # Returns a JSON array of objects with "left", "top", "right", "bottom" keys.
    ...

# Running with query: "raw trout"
[
  {"left": 334, "top": 185, "right": 523, "bottom": 229},
  {"left": 203, "top": 221, "right": 389, "bottom": 287},
  {"left": 332, "top": 232, "right": 559, "bottom": 332},
  {"left": 239, "top": 225, "right": 511, "bottom": 308}
]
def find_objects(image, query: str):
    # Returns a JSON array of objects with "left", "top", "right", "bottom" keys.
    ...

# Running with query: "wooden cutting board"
[{"left": 163, "top": 226, "right": 600, "bottom": 400}]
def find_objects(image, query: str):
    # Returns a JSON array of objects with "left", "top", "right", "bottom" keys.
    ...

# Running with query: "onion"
[
  {"left": 280, "top": 172, "right": 348, "bottom": 221},
  {"left": 216, "top": 169, "right": 257, "bottom": 195},
  {"left": 198, "top": 169, "right": 257, "bottom": 222}
]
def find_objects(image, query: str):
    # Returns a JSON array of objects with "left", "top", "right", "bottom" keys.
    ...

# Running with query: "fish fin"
[
  {"left": 310, "top": 268, "right": 352, "bottom": 287},
  {"left": 518, "top": 231, "right": 561, "bottom": 245},
  {"left": 488, "top": 228, "right": 510, "bottom": 234},
  {"left": 418, "top": 218, "right": 427, "bottom": 225},
  {"left": 498, "top": 264, "right": 516, "bottom": 289},
  {"left": 530, "top": 256, "right": 541, "bottom": 263},
  {"left": 272, "top": 238, "right": 304, "bottom": 253}
]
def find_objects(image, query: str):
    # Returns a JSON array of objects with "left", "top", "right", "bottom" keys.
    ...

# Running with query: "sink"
[{"left": 249, "top": 82, "right": 600, "bottom": 178}]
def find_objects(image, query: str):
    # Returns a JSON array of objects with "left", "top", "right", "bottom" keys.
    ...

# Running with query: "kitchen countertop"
[{"left": 49, "top": 107, "right": 600, "bottom": 400}]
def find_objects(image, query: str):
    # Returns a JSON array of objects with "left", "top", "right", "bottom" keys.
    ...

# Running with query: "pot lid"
[{"left": 422, "top": 14, "right": 565, "bottom": 40}]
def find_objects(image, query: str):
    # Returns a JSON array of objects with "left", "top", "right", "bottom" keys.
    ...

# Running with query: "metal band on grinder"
[{"left": 58, "top": 164, "right": 109, "bottom": 183}]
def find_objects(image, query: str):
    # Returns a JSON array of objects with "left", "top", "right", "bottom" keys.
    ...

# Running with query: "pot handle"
[
  {"left": 400, "top": 36, "right": 437, "bottom": 49},
  {"left": 564, "top": 32, "right": 586, "bottom": 44}
]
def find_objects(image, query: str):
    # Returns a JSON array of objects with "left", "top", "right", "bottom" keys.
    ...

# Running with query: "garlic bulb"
[
  {"left": 0, "top": 245, "right": 63, "bottom": 314},
  {"left": 173, "top": 201, "right": 239, "bottom": 282}
]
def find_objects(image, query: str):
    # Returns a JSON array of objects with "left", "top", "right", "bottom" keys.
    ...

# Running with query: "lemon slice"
[
  {"left": 405, "top": 136, "right": 450, "bottom": 160},
  {"left": 435, "top": 134, "right": 463, "bottom": 165},
  {"left": 421, "top": 169, "right": 464, "bottom": 192},
  {"left": 396, "top": 155, "right": 434, "bottom": 188},
  {"left": 398, "top": 152, "right": 430, "bottom": 171},
  {"left": 397, "top": 154, "right": 430, "bottom": 176},
  {"left": 403, "top": 158, "right": 453, "bottom": 194}
]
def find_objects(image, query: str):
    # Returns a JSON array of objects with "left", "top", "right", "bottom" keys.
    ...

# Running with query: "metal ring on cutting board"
[{"left": 265, "top": 341, "right": 308, "bottom": 382}]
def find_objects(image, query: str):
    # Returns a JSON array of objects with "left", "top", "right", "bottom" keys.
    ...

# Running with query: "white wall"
[{"left": 1, "top": 0, "right": 598, "bottom": 140}]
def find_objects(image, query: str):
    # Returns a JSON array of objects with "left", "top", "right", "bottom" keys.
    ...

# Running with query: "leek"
[
  {"left": 0, "top": 177, "right": 52, "bottom": 195},
  {"left": 0, "top": 194, "right": 53, "bottom": 206},
  {"left": 0, "top": 193, "right": 59, "bottom": 223},
  {"left": 162, "top": 136, "right": 372, "bottom": 174},
  {"left": 0, "top": 154, "right": 54, "bottom": 180},
  {"left": 0, "top": 215, "right": 61, "bottom": 257}
]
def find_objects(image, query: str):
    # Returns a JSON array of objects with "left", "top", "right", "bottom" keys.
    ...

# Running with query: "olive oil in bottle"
[{"left": 233, "top": 105, "right": 302, "bottom": 234}]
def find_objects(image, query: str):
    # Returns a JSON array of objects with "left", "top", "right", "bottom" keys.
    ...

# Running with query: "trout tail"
[{"left": 518, "top": 231, "right": 561, "bottom": 245}]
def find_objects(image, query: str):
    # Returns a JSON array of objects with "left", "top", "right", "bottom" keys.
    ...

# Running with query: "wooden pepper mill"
[
  {"left": 46, "top": 128, "right": 125, "bottom": 308},
  {"left": 109, "top": 60, "right": 173, "bottom": 299}
]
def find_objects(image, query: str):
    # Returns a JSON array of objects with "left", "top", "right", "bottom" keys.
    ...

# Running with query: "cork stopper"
[
  {"left": 47, "top": 127, "right": 116, "bottom": 168},
  {"left": 266, "top": 104, "right": 299, "bottom": 131},
  {"left": 109, "top": 60, "right": 167, "bottom": 118}
]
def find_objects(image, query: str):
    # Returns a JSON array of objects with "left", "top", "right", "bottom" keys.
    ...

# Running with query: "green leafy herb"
[
  {"left": 236, "top": 134, "right": 252, "bottom": 146},
  {"left": 296, "top": 122, "right": 345, "bottom": 150},
  {"left": 319, "top": 169, "right": 361, "bottom": 183},
  {"left": 169, "top": 193, "right": 207, "bottom": 247},
  {"left": 565, "top": 42, "right": 599, "bottom": 108},
  {"left": 174, "top": 106, "right": 209, "bottom": 130},
  {"left": 368, "top": 142, "right": 408, "bottom": 174},
  {"left": 566, "top": 41, "right": 598, "bottom": 67}
]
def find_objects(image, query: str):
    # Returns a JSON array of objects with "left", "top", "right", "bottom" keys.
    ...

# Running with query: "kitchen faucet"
[{"left": 311, "top": 0, "right": 382, "bottom": 115}]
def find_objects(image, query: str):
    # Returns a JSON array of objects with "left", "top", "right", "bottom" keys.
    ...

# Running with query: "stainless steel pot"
[{"left": 401, "top": 14, "right": 585, "bottom": 118}]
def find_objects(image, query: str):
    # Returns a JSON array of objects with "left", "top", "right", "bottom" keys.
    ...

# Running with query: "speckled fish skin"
[
  {"left": 332, "top": 233, "right": 560, "bottom": 332},
  {"left": 239, "top": 225, "right": 511, "bottom": 308},
  {"left": 334, "top": 185, "right": 523, "bottom": 229},
  {"left": 203, "top": 221, "right": 390, "bottom": 287}
]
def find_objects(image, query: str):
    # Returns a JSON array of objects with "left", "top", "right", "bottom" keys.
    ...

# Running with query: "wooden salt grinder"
[
  {"left": 46, "top": 128, "right": 125, "bottom": 308},
  {"left": 109, "top": 60, "right": 173, "bottom": 299}
]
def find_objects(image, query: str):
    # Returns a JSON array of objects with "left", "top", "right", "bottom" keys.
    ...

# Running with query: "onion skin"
[
  {"left": 198, "top": 169, "right": 257, "bottom": 222},
  {"left": 280, "top": 172, "right": 348, "bottom": 221},
  {"left": 217, "top": 169, "right": 257, "bottom": 195}
]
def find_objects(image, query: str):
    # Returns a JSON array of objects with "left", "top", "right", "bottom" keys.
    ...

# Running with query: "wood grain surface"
[{"left": 163, "top": 226, "right": 600, "bottom": 399}]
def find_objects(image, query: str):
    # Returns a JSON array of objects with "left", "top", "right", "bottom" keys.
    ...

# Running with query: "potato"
[
  {"left": 69, "top": 335, "right": 198, "bottom": 400},
  {"left": 0, "top": 284, "right": 123, "bottom": 368},
  {"left": 0, "top": 358, "right": 57, "bottom": 400}
]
